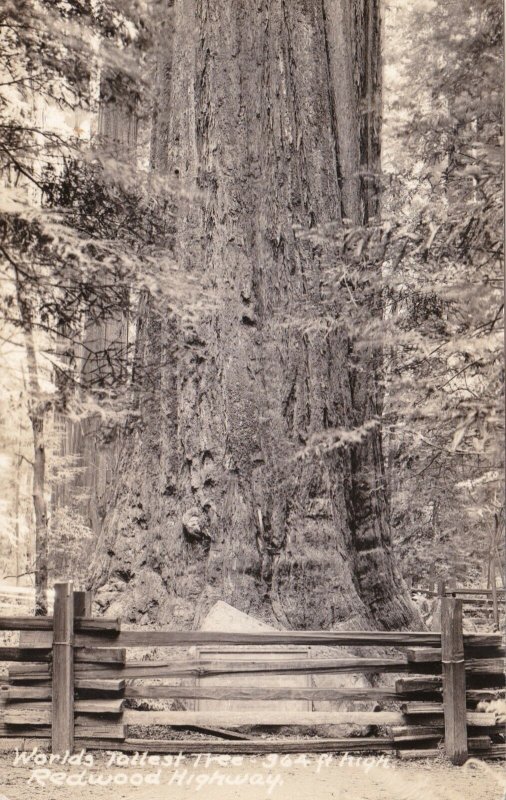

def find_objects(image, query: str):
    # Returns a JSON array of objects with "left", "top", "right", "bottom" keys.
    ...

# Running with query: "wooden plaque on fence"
[{"left": 195, "top": 647, "right": 312, "bottom": 712}]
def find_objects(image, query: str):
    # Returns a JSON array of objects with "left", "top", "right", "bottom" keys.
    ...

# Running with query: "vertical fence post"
[
  {"left": 429, "top": 580, "right": 445, "bottom": 631},
  {"left": 52, "top": 581, "right": 74, "bottom": 755},
  {"left": 73, "top": 590, "right": 92, "bottom": 619},
  {"left": 441, "top": 597, "right": 468, "bottom": 765}
]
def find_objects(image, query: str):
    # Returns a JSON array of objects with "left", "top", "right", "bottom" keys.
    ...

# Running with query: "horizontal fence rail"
[
  {"left": 2, "top": 625, "right": 502, "bottom": 649},
  {"left": 0, "top": 616, "right": 120, "bottom": 633},
  {"left": 412, "top": 588, "right": 506, "bottom": 597},
  {"left": 6, "top": 656, "right": 505, "bottom": 681}
]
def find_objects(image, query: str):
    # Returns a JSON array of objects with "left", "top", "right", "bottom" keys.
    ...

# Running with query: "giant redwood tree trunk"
[{"left": 90, "top": 0, "right": 419, "bottom": 630}]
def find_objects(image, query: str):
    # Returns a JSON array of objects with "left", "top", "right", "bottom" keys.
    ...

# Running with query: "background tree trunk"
[
  {"left": 13, "top": 267, "right": 48, "bottom": 615},
  {"left": 90, "top": 0, "right": 419, "bottom": 630},
  {"left": 52, "top": 74, "right": 135, "bottom": 537}
]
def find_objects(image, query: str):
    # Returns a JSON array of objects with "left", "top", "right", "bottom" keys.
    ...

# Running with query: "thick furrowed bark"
[{"left": 90, "top": 0, "right": 419, "bottom": 631}]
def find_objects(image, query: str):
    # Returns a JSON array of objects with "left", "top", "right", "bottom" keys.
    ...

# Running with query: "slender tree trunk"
[
  {"left": 14, "top": 269, "right": 48, "bottom": 615},
  {"left": 90, "top": 0, "right": 419, "bottom": 630},
  {"left": 31, "top": 412, "right": 48, "bottom": 615},
  {"left": 14, "top": 420, "right": 22, "bottom": 587}
]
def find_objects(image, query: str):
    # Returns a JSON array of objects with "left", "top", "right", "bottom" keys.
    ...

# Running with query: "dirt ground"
[{"left": 0, "top": 751, "right": 504, "bottom": 800}]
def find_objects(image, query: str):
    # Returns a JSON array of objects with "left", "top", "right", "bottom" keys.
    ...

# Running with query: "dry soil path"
[{"left": 0, "top": 751, "right": 504, "bottom": 800}]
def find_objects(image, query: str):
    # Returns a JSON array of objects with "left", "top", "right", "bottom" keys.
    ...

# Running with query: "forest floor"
[{"left": 0, "top": 751, "right": 504, "bottom": 800}]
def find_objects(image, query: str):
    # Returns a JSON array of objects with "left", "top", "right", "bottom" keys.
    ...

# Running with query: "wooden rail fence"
[
  {"left": 412, "top": 581, "right": 505, "bottom": 628},
  {"left": 0, "top": 581, "right": 504, "bottom": 764}
]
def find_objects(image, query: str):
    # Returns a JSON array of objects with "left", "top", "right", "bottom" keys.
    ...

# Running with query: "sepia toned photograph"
[{"left": 0, "top": 0, "right": 503, "bottom": 798}]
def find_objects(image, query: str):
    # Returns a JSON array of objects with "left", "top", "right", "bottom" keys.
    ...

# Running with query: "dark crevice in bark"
[{"left": 320, "top": 0, "right": 345, "bottom": 221}]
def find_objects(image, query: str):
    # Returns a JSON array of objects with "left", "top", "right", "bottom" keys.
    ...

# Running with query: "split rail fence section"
[
  {"left": 412, "top": 582, "right": 505, "bottom": 629},
  {"left": 0, "top": 582, "right": 504, "bottom": 764}
]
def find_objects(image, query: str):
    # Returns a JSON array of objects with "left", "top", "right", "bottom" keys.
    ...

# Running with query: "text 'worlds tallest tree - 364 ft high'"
[{"left": 90, "top": 0, "right": 419, "bottom": 630}]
